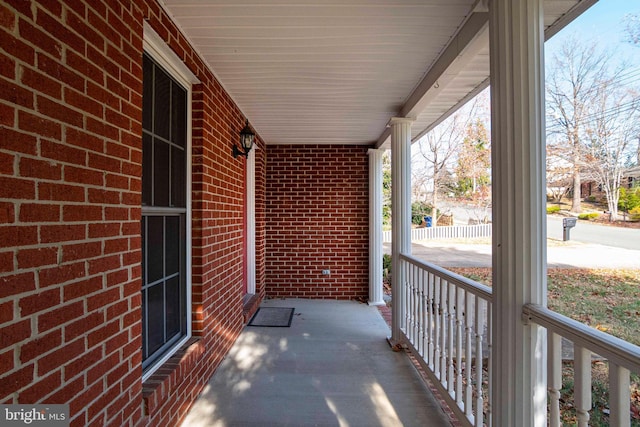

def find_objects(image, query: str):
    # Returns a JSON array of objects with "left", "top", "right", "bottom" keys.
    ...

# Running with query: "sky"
[{"left": 545, "top": 0, "right": 640, "bottom": 68}]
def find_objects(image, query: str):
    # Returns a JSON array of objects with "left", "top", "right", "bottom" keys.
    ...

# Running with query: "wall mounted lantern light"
[{"left": 233, "top": 119, "right": 255, "bottom": 158}]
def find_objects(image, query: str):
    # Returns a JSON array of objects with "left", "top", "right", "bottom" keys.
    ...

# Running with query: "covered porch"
[
  {"left": 181, "top": 299, "right": 452, "bottom": 426},
  {"left": 2, "top": 0, "right": 639, "bottom": 425},
  {"left": 162, "top": 0, "right": 639, "bottom": 425}
]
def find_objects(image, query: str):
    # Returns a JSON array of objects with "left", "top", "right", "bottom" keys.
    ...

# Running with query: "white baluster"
[
  {"left": 440, "top": 278, "right": 448, "bottom": 387},
  {"left": 485, "top": 299, "right": 492, "bottom": 427},
  {"left": 427, "top": 272, "right": 435, "bottom": 370},
  {"left": 474, "top": 296, "right": 484, "bottom": 427},
  {"left": 413, "top": 265, "right": 419, "bottom": 345},
  {"left": 408, "top": 264, "right": 415, "bottom": 343},
  {"left": 433, "top": 276, "right": 441, "bottom": 379},
  {"left": 415, "top": 267, "right": 421, "bottom": 354},
  {"left": 455, "top": 287, "right": 464, "bottom": 406},
  {"left": 413, "top": 266, "right": 419, "bottom": 347},
  {"left": 419, "top": 269, "right": 426, "bottom": 358},
  {"left": 447, "top": 282, "right": 455, "bottom": 396},
  {"left": 402, "top": 261, "right": 411, "bottom": 335},
  {"left": 609, "top": 363, "right": 630, "bottom": 427},
  {"left": 548, "top": 332, "right": 562, "bottom": 427},
  {"left": 574, "top": 345, "right": 591, "bottom": 427},
  {"left": 464, "top": 291, "right": 474, "bottom": 424}
]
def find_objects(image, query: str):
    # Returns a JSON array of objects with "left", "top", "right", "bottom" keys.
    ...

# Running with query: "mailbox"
[{"left": 562, "top": 217, "right": 577, "bottom": 241}]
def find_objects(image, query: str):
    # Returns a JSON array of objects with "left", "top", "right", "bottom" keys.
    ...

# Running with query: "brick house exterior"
[
  {"left": 266, "top": 145, "right": 369, "bottom": 299},
  {"left": 0, "top": 1, "right": 369, "bottom": 425}
]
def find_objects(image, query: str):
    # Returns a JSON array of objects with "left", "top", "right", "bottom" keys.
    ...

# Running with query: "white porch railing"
[
  {"left": 399, "top": 253, "right": 640, "bottom": 427},
  {"left": 399, "top": 253, "right": 493, "bottom": 427},
  {"left": 383, "top": 224, "right": 491, "bottom": 243},
  {"left": 523, "top": 304, "right": 640, "bottom": 427}
]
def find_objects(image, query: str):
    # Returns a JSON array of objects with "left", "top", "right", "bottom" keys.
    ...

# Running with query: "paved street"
[
  {"left": 547, "top": 216, "right": 640, "bottom": 250},
  {"left": 443, "top": 200, "right": 640, "bottom": 251}
]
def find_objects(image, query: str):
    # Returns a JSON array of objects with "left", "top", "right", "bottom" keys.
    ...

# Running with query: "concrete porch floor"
[{"left": 181, "top": 299, "right": 452, "bottom": 427}]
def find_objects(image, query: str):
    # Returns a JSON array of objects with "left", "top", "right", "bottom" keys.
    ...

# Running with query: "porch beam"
[
  {"left": 400, "top": 12, "right": 488, "bottom": 120},
  {"left": 368, "top": 148, "right": 385, "bottom": 306},
  {"left": 489, "top": 0, "right": 547, "bottom": 426},
  {"left": 375, "top": 10, "right": 489, "bottom": 150},
  {"left": 389, "top": 118, "right": 413, "bottom": 343}
]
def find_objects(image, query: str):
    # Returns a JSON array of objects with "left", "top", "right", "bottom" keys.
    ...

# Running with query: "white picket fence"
[{"left": 383, "top": 224, "right": 491, "bottom": 242}]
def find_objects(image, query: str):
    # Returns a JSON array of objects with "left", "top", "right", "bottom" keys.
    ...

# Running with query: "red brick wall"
[
  {"left": 266, "top": 145, "right": 369, "bottom": 299},
  {"left": 0, "top": 1, "right": 265, "bottom": 426}
]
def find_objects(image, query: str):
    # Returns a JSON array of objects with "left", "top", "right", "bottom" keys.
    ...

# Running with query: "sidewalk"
[
  {"left": 384, "top": 240, "right": 640, "bottom": 269},
  {"left": 181, "top": 299, "right": 451, "bottom": 427}
]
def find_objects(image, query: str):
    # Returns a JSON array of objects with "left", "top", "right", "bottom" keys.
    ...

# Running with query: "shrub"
[
  {"left": 383, "top": 253, "right": 392, "bottom": 273},
  {"left": 411, "top": 201, "right": 441, "bottom": 225},
  {"left": 411, "top": 201, "right": 433, "bottom": 225},
  {"left": 586, "top": 195, "right": 597, "bottom": 203},
  {"left": 619, "top": 187, "right": 640, "bottom": 212},
  {"left": 547, "top": 205, "right": 561, "bottom": 214},
  {"left": 578, "top": 212, "right": 599, "bottom": 220},
  {"left": 382, "top": 254, "right": 392, "bottom": 285},
  {"left": 630, "top": 206, "right": 640, "bottom": 222}
]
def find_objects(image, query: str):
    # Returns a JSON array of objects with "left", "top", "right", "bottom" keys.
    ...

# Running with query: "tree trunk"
[
  {"left": 432, "top": 184, "right": 438, "bottom": 227},
  {"left": 571, "top": 165, "right": 582, "bottom": 213},
  {"left": 607, "top": 187, "right": 620, "bottom": 221}
]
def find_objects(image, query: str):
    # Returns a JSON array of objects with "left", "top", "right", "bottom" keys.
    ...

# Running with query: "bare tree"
[
  {"left": 412, "top": 116, "right": 461, "bottom": 226},
  {"left": 412, "top": 90, "right": 490, "bottom": 226},
  {"left": 546, "top": 37, "right": 615, "bottom": 213},
  {"left": 583, "top": 84, "right": 640, "bottom": 220},
  {"left": 624, "top": 13, "right": 640, "bottom": 45},
  {"left": 623, "top": 15, "right": 640, "bottom": 168},
  {"left": 545, "top": 146, "right": 573, "bottom": 203}
]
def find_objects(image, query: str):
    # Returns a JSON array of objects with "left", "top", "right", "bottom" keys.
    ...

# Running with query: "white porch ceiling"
[{"left": 160, "top": 0, "right": 594, "bottom": 146}]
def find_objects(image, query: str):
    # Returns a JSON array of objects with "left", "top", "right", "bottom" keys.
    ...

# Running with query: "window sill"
[{"left": 142, "top": 337, "right": 202, "bottom": 417}]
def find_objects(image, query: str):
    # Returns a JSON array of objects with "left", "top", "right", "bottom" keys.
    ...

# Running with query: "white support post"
[
  {"left": 246, "top": 147, "right": 256, "bottom": 295},
  {"left": 390, "top": 118, "right": 413, "bottom": 344},
  {"left": 368, "top": 148, "right": 385, "bottom": 306},
  {"left": 489, "top": 0, "right": 547, "bottom": 426}
]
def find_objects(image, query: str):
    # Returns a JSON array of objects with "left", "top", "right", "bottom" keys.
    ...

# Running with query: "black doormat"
[{"left": 248, "top": 307, "right": 295, "bottom": 327}]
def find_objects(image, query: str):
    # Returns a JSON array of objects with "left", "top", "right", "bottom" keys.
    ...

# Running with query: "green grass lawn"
[{"left": 448, "top": 267, "right": 640, "bottom": 345}]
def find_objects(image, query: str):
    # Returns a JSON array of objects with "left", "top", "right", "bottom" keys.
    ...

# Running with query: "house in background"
[
  {"left": 581, "top": 164, "right": 640, "bottom": 201},
  {"left": 4, "top": 1, "right": 635, "bottom": 426},
  {"left": 625, "top": 165, "right": 640, "bottom": 189}
]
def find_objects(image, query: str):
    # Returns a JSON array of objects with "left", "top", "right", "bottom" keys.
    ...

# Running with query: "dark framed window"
[{"left": 141, "top": 53, "right": 188, "bottom": 371}]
